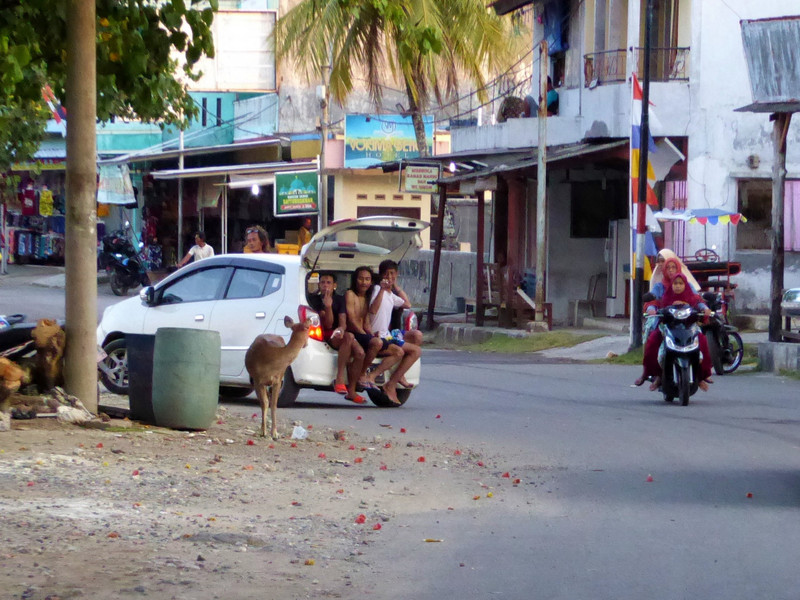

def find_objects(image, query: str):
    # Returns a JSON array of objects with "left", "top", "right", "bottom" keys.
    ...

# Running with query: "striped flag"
[
  {"left": 42, "top": 85, "right": 67, "bottom": 124},
  {"left": 630, "top": 73, "right": 658, "bottom": 207}
]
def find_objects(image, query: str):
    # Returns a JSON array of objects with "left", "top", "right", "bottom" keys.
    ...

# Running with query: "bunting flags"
[
  {"left": 630, "top": 73, "right": 659, "bottom": 207},
  {"left": 690, "top": 214, "right": 746, "bottom": 226}
]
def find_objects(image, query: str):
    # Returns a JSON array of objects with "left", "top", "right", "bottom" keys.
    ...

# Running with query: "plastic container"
[
  {"left": 126, "top": 333, "right": 156, "bottom": 424},
  {"left": 151, "top": 328, "right": 221, "bottom": 430}
]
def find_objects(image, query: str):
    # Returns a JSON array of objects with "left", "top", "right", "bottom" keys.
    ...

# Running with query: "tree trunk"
[
  {"left": 65, "top": 1, "right": 98, "bottom": 412},
  {"left": 405, "top": 82, "right": 429, "bottom": 157}
]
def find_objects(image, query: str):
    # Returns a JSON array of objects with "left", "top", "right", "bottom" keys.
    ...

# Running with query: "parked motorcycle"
[
  {"left": 99, "top": 224, "right": 149, "bottom": 296},
  {"left": 701, "top": 291, "right": 744, "bottom": 375},
  {"left": 657, "top": 304, "right": 703, "bottom": 406}
]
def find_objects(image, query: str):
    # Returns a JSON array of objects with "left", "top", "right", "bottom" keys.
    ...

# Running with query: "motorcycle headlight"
[
  {"left": 665, "top": 335, "right": 699, "bottom": 352},
  {"left": 672, "top": 306, "right": 692, "bottom": 320}
]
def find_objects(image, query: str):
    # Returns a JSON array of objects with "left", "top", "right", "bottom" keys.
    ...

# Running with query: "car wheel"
[
  {"left": 219, "top": 386, "right": 252, "bottom": 399},
  {"left": 277, "top": 368, "right": 300, "bottom": 407},
  {"left": 366, "top": 387, "right": 411, "bottom": 407},
  {"left": 100, "top": 338, "right": 129, "bottom": 395}
]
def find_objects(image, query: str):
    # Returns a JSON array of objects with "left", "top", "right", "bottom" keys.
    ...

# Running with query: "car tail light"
[{"left": 298, "top": 306, "right": 324, "bottom": 341}]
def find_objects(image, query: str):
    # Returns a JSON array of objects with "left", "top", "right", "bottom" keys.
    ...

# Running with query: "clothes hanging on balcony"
[{"left": 544, "top": 0, "right": 569, "bottom": 55}]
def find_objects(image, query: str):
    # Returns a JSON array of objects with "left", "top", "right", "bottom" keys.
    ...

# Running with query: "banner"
[
  {"left": 274, "top": 171, "right": 318, "bottom": 217},
  {"left": 344, "top": 114, "right": 433, "bottom": 168}
]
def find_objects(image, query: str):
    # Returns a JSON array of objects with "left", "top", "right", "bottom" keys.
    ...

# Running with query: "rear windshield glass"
[{"left": 308, "top": 227, "right": 413, "bottom": 256}]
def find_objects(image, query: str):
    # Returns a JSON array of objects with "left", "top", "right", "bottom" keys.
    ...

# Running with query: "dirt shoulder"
[{"left": 0, "top": 399, "right": 497, "bottom": 600}]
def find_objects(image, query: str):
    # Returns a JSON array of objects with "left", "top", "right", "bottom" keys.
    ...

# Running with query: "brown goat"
[{"left": 244, "top": 316, "right": 311, "bottom": 439}]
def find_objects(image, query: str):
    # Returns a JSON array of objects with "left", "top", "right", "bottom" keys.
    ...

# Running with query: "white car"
[{"left": 97, "top": 216, "right": 428, "bottom": 407}]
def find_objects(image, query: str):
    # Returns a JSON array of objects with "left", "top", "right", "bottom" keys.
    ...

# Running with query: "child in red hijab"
[{"left": 634, "top": 273, "right": 713, "bottom": 391}]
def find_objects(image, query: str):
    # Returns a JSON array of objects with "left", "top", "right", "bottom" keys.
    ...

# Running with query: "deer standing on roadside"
[{"left": 245, "top": 316, "right": 312, "bottom": 439}]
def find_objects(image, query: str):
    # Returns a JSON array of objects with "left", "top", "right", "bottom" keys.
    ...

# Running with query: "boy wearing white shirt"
[{"left": 367, "top": 260, "right": 422, "bottom": 404}]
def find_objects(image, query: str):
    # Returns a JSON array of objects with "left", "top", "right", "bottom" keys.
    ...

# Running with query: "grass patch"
[
  {"left": 455, "top": 332, "right": 603, "bottom": 353},
  {"left": 600, "top": 346, "right": 643, "bottom": 365},
  {"left": 778, "top": 368, "right": 800, "bottom": 380}
]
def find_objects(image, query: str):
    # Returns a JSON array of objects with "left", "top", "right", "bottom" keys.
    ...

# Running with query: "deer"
[{"left": 245, "top": 316, "right": 312, "bottom": 439}]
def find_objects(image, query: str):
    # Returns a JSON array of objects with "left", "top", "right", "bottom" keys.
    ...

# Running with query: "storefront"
[{"left": 3, "top": 158, "right": 68, "bottom": 266}]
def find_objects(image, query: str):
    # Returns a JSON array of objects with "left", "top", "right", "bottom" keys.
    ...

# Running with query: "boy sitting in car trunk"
[
  {"left": 367, "top": 260, "right": 422, "bottom": 405},
  {"left": 308, "top": 272, "right": 366, "bottom": 404}
]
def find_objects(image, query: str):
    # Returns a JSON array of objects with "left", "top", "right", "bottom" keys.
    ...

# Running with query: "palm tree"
[{"left": 274, "top": 0, "right": 526, "bottom": 156}]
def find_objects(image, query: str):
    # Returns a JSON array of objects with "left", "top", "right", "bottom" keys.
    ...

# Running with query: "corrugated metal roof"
[
  {"left": 738, "top": 16, "right": 800, "bottom": 113},
  {"left": 435, "top": 140, "right": 627, "bottom": 184},
  {"left": 150, "top": 160, "right": 317, "bottom": 180}
]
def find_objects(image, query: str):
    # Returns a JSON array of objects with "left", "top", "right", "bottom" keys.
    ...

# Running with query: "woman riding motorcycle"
[{"left": 634, "top": 273, "right": 714, "bottom": 392}]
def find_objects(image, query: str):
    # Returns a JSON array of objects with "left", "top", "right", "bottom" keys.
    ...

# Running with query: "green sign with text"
[{"left": 274, "top": 171, "right": 318, "bottom": 217}]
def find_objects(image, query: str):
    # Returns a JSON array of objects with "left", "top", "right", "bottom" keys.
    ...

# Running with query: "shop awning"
[
  {"left": 149, "top": 160, "right": 317, "bottom": 181},
  {"left": 434, "top": 140, "right": 628, "bottom": 184}
]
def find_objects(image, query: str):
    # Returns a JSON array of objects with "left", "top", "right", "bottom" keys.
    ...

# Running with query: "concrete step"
[{"left": 581, "top": 316, "right": 630, "bottom": 333}]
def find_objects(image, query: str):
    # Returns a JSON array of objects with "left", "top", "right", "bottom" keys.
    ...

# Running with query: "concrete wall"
[
  {"left": 397, "top": 250, "right": 476, "bottom": 313},
  {"left": 732, "top": 251, "right": 800, "bottom": 312},
  {"left": 546, "top": 181, "right": 608, "bottom": 324},
  {"left": 758, "top": 342, "right": 800, "bottom": 373}
]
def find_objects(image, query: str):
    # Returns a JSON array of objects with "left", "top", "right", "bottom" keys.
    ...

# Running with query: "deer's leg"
[
  {"left": 270, "top": 377, "right": 282, "bottom": 440},
  {"left": 254, "top": 383, "right": 269, "bottom": 437}
]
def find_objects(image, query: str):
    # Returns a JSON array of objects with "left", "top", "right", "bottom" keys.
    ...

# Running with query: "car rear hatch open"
[{"left": 301, "top": 216, "right": 430, "bottom": 272}]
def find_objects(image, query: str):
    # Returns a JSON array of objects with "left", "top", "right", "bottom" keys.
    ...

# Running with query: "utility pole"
[
  {"left": 631, "top": 0, "right": 654, "bottom": 348},
  {"left": 769, "top": 112, "right": 791, "bottom": 341},
  {"left": 318, "top": 56, "right": 332, "bottom": 228},
  {"left": 535, "top": 41, "right": 549, "bottom": 324},
  {"left": 177, "top": 128, "right": 184, "bottom": 257},
  {"left": 64, "top": 0, "right": 98, "bottom": 412}
]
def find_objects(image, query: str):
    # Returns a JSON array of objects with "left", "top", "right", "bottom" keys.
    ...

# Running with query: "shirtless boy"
[
  {"left": 308, "top": 272, "right": 365, "bottom": 404},
  {"left": 345, "top": 266, "right": 403, "bottom": 394}
]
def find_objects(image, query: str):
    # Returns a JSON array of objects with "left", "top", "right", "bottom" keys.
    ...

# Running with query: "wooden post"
[
  {"left": 769, "top": 112, "right": 791, "bottom": 342},
  {"left": 535, "top": 41, "right": 548, "bottom": 323},
  {"left": 476, "top": 190, "right": 486, "bottom": 327},
  {"left": 64, "top": 0, "right": 98, "bottom": 411},
  {"left": 425, "top": 184, "right": 447, "bottom": 331}
]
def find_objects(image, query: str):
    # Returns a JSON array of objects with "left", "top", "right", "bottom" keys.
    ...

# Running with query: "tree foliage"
[
  {"left": 274, "top": 0, "right": 527, "bottom": 155},
  {"left": 0, "top": 0, "right": 218, "bottom": 171}
]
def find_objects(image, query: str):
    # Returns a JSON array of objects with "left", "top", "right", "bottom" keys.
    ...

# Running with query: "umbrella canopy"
[{"left": 652, "top": 208, "right": 747, "bottom": 225}]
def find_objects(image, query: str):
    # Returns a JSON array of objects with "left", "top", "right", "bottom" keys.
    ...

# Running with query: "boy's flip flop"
[
  {"left": 333, "top": 383, "right": 348, "bottom": 395},
  {"left": 345, "top": 393, "right": 367, "bottom": 404}
]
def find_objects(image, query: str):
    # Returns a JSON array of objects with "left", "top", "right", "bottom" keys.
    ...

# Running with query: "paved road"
[
  {"left": 0, "top": 265, "right": 123, "bottom": 321},
  {"left": 231, "top": 349, "right": 800, "bottom": 600}
]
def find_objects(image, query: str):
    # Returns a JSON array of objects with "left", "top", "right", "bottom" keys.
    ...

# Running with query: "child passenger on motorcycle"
[{"left": 634, "top": 273, "right": 714, "bottom": 391}]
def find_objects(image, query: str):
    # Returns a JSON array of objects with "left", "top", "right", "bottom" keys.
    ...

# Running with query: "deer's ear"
[{"left": 284, "top": 315, "right": 294, "bottom": 328}]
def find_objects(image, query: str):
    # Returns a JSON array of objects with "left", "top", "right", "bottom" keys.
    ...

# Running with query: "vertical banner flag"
[
  {"left": 42, "top": 85, "right": 67, "bottom": 136},
  {"left": 630, "top": 73, "right": 658, "bottom": 207}
]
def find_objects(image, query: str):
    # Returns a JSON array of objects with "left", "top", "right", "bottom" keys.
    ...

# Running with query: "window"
[
  {"left": 738, "top": 179, "right": 800, "bottom": 251},
  {"left": 570, "top": 181, "right": 627, "bottom": 238},
  {"left": 226, "top": 269, "right": 281, "bottom": 299},
  {"left": 158, "top": 267, "right": 230, "bottom": 304}
]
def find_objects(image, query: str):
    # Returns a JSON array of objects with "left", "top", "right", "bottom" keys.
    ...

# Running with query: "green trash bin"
[{"left": 151, "top": 328, "right": 221, "bottom": 430}]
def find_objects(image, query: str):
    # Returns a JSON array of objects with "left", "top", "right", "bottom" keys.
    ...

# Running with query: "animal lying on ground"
[{"left": 244, "top": 316, "right": 312, "bottom": 439}]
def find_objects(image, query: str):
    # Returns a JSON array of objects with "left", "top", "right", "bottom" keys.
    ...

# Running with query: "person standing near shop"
[
  {"left": 298, "top": 217, "right": 314, "bottom": 247},
  {"left": 177, "top": 231, "right": 214, "bottom": 267},
  {"left": 243, "top": 225, "right": 271, "bottom": 253}
]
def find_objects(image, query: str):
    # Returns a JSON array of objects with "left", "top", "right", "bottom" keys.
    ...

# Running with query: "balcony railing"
[
  {"left": 633, "top": 47, "right": 690, "bottom": 81},
  {"left": 583, "top": 50, "right": 627, "bottom": 87},
  {"left": 583, "top": 47, "right": 690, "bottom": 87}
]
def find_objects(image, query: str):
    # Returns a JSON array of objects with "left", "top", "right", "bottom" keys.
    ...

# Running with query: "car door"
[
  {"left": 141, "top": 266, "right": 232, "bottom": 334},
  {"left": 207, "top": 263, "right": 286, "bottom": 377}
]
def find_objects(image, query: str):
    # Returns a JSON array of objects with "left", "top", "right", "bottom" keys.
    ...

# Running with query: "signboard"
[
  {"left": 344, "top": 114, "right": 434, "bottom": 168},
  {"left": 402, "top": 164, "right": 440, "bottom": 194},
  {"left": 274, "top": 170, "right": 318, "bottom": 217}
]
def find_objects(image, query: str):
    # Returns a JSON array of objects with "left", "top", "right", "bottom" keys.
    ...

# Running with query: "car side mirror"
[{"left": 140, "top": 286, "right": 155, "bottom": 306}]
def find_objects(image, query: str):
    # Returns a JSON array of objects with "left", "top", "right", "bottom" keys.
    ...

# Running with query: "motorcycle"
[
  {"left": 701, "top": 291, "right": 744, "bottom": 375},
  {"left": 99, "top": 223, "right": 149, "bottom": 296},
  {"left": 657, "top": 304, "right": 703, "bottom": 406}
]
